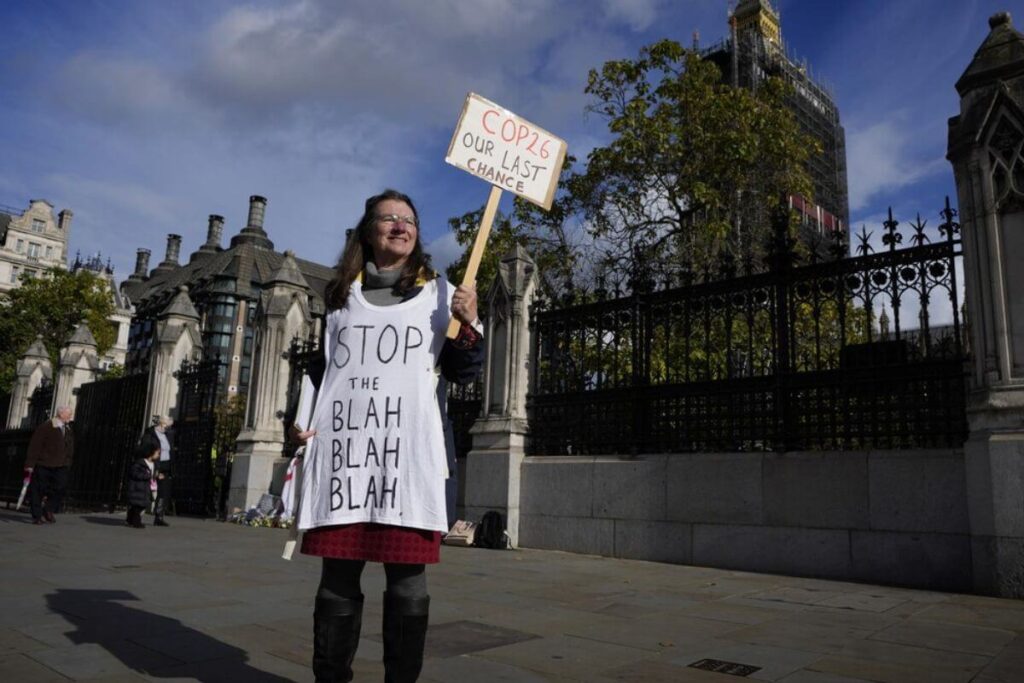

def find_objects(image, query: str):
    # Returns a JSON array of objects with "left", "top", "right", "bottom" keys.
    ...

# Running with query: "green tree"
[
  {"left": 445, "top": 157, "right": 581, "bottom": 294},
  {"left": 102, "top": 363, "right": 125, "bottom": 379},
  {"left": 577, "top": 40, "right": 817, "bottom": 278},
  {"left": 0, "top": 268, "right": 116, "bottom": 391}
]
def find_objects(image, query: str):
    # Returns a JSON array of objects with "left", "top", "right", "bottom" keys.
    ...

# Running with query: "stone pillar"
[
  {"left": 464, "top": 247, "right": 538, "bottom": 547},
  {"left": 6, "top": 336, "right": 52, "bottom": 429},
  {"left": 947, "top": 12, "right": 1024, "bottom": 597},
  {"left": 229, "top": 252, "right": 311, "bottom": 512},
  {"left": 52, "top": 322, "right": 100, "bottom": 414},
  {"left": 145, "top": 286, "right": 202, "bottom": 423}
]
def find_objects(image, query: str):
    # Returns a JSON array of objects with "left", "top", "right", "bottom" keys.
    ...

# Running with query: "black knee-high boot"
[
  {"left": 313, "top": 593, "right": 364, "bottom": 683},
  {"left": 382, "top": 592, "right": 429, "bottom": 683},
  {"left": 153, "top": 496, "right": 169, "bottom": 526}
]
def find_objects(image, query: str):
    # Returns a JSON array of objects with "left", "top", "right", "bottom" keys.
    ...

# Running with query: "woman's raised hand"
[{"left": 451, "top": 283, "right": 478, "bottom": 325}]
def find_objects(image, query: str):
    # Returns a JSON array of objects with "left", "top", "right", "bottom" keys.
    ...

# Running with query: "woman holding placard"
[{"left": 293, "top": 189, "right": 483, "bottom": 682}]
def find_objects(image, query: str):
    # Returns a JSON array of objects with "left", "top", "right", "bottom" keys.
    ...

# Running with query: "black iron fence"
[
  {"left": 447, "top": 378, "right": 482, "bottom": 461},
  {"left": 212, "top": 395, "right": 245, "bottom": 519},
  {"left": 529, "top": 201, "right": 967, "bottom": 454},
  {"left": 0, "top": 391, "right": 10, "bottom": 428},
  {"left": 66, "top": 372, "right": 149, "bottom": 509},
  {"left": 171, "top": 357, "right": 220, "bottom": 516},
  {"left": 27, "top": 381, "right": 54, "bottom": 427},
  {"left": 0, "top": 428, "right": 32, "bottom": 505},
  {"left": 281, "top": 335, "right": 320, "bottom": 437}
]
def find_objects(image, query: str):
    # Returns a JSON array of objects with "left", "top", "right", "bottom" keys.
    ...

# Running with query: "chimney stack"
[
  {"left": 205, "top": 214, "right": 225, "bottom": 248},
  {"left": 134, "top": 248, "right": 151, "bottom": 277},
  {"left": 124, "top": 248, "right": 151, "bottom": 284},
  {"left": 164, "top": 234, "right": 181, "bottom": 266},
  {"left": 58, "top": 209, "right": 73, "bottom": 233},
  {"left": 247, "top": 195, "right": 267, "bottom": 231},
  {"left": 230, "top": 194, "right": 274, "bottom": 249}
]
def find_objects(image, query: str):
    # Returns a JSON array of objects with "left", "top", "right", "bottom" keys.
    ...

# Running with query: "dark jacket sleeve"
[
  {"left": 439, "top": 338, "right": 484, "bottom": 385},
  {"left": 129, "top": 460, "right": 152, "bottom": 481},
  {"left": 25, "top": 424, "right": 45, "bottom": 468}
]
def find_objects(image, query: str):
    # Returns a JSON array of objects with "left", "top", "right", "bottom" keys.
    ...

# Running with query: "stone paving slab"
[{"left": 1, "top": 507, "right": 1023, "bottom": 682}]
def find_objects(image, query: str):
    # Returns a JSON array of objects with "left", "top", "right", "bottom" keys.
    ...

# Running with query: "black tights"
[{"left": 317, "top": 558, "right": 427, "bottom": 601}]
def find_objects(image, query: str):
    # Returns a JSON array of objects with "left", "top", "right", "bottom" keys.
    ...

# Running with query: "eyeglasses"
[{"left": 375, "top": 214, "right": 418, "bottom": 228}]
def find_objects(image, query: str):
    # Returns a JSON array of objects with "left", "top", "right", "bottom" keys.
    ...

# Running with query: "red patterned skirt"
[{"left": 301, "top": 522, "right": 441, "bottom": 564}]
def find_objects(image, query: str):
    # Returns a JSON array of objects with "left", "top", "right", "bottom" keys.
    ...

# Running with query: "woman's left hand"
[{"left": 451, "top": 284, "right": 478, "bottom": 326}]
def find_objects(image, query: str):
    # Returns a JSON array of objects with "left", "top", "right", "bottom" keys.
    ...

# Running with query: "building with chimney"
[
  {"left": 120, "top": 195, "right": 334, "bottom": 400},
  {"left": 0, "top": 199, "right": 72, "bottom": 293},
  {"left": 701, "top": 0, "right": 849, "bottom": 244}
]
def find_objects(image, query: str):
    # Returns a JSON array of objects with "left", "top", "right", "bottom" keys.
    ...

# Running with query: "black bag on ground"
[{"left": 474, "top": 510, "right": 508, "bottom": 549}]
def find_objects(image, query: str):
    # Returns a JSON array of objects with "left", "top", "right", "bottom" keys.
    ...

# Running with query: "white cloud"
[
  {"left": 846, "top": 117, "right": 947, "bottom": 212},
  {"left": 190, "top": 0, "right": 577, "bottom": 127},
  {"left": 425, "top": 230, "right": 462, "bottom": 274},
  {"left": 599, "top": 0, "right": 662, "bottom": 31}
]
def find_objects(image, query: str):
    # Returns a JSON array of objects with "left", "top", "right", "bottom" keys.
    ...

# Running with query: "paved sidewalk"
[{"left": 0, "top": 508, "right": 1022, "bottom": 682}]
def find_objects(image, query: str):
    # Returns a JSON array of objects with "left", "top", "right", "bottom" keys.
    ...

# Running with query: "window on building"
[
  {"left": 25, "top": 269, "right": 37, "bottom": 279},
  {"left": 16, "top": 239, "right": 24, "bottom": 253},
  {"left": 27, "top": 243, "right": 41, "bottom": 258},
  {"left": 205, "top": 332, "right": 232, "bottom": 351},
  {"left": 9, "top": 266, "right": 19, "bottom": 283},
  {"left": 31, "top": 219, "right": 45, "bottom": 233},
  {"left": 45, "top": 245, "right": 53, "bottom": 259}
]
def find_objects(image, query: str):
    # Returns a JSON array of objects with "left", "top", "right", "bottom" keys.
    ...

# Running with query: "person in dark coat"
[
  {"left": 142, "top": 416, "right": 174, "bottom": 526},
  {"left": 25, "top": 405, "right": 75, "bottom": 524},
  {"left": 126, "top": 435, "right": 160, "bottom": 529}
]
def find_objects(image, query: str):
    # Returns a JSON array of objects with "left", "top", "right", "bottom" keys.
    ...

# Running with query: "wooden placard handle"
[{"left": 447, "top": 185, "right": 502, "bottom": 339}]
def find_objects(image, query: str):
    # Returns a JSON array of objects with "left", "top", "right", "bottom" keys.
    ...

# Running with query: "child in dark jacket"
[{"left": 127, "top": 436, "right": 161, "bottom": 528}]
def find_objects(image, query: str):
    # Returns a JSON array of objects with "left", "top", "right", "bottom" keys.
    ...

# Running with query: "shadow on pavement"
[
  {"left": 46, "top": 588, "right": 294, "bottom": 682},
  {"left": 0, "top": 507, "right": 34, "bottom": 523},
  {"left": 80, "top": 515, "right": 131, "bottom": 526}
]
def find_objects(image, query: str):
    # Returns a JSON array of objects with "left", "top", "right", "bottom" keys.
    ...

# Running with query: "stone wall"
[{"left": 517, "top": 449, "right": 972, "bottom": 591}]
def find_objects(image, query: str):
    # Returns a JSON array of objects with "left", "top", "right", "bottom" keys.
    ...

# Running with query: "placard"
[{"left": 445, "top": 93, "right": 567, "bottom": 210}]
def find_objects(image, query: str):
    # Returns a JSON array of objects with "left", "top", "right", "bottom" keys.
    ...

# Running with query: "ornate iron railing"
[{"left": 528, "top": 200, "right": 967, "bottom": 454}]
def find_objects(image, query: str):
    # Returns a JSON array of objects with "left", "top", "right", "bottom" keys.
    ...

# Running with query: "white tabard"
[{"left": 298, "top": 279, "right": 453, "bottom": 533}]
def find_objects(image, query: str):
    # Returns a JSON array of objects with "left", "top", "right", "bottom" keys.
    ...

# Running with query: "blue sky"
[{"left": 0, "top": 0, "right": 1012, "bottom": 281}]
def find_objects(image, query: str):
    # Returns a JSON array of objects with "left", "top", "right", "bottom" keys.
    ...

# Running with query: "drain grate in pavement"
[
  {"left": 110, "top": 564, "right": 141, "bottom": 570},
  {"left": 369, "top": 620, "right": 537, "bottom": 658},
  {"left": 688, "top": 658, "right": 761, "bottom": 676}
]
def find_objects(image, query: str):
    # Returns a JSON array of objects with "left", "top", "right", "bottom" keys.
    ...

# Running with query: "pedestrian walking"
[
  {"left": 143, "top": 416, "right": 174, "bottom": 526},
  {"left": 24, "top": 405, "right": 75, "bottom": 524},
  {"left": 294, "top": 189, "right": 483, "bottom": 682},
  {"left": 126, "top": 435, "right": 161, "bottom": 529}
]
